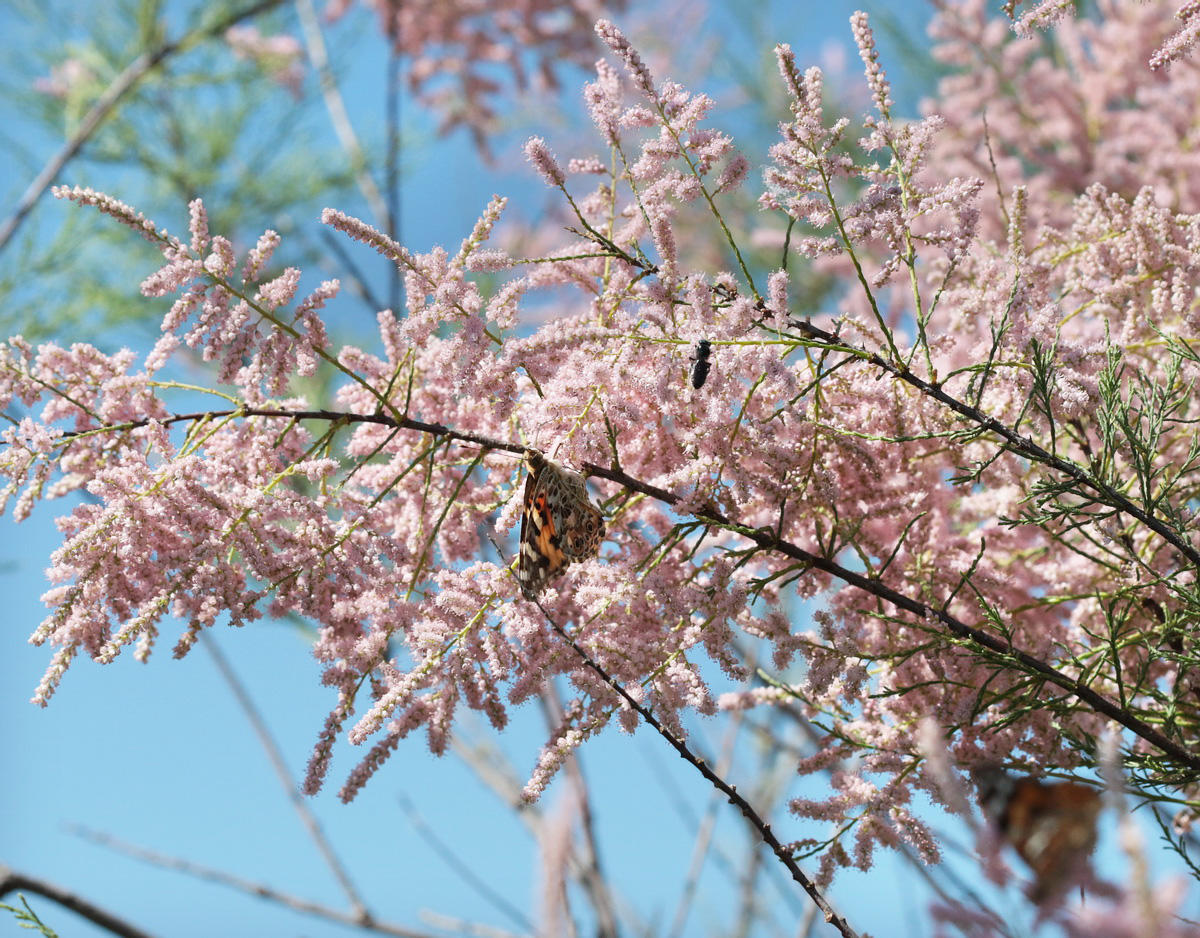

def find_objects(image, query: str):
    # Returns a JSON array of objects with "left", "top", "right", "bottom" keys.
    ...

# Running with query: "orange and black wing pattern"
[
  {"left": 516, "top": 450, "right": 604, "bottom": 598},
  {"left": 517, "top": 452, "right": 569, "bottom": 598}
]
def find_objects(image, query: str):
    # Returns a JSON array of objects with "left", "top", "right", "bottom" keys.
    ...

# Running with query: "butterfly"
[
  {"left": 973, "top": 766, "right": 1102, "bottom": 902},
  {"left": 517, "top": 449, "right": 605, "bottom": 598},
  {"left": 690, "top": 339, "right": 712, "bottom": 389}
]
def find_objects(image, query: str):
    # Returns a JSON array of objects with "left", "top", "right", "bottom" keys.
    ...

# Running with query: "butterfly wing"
[
  {"left": 1005, "top": 779, "right": 1101, "bottom": 900},
  {"left": 974, "top": 768, "right": 1103, "bottom": 903},
  {"left": 561, "top": 489, "right": 605, "bottom": 561},
  {"left": 517, "top": 453, "right": 569, "bottom": 598},
  {"left": 517, "top": 451, "right": 604, "bottom": 598}
]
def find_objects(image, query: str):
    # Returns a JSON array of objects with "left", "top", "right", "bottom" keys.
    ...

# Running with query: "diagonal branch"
[
  {"left": 67, "top": 827, "right": 439, "bottom": 938},
  {"left": 570, "top": 227, "right": 1200, "bottom": 575},
  {"left": 201, "top": 634, "right": 371, "bottom": 921},
  {"left": 528, "top": 602, "right": 861, "bottom": 938},
  {"left": 0, "top": 0, "right": 287, "bottom": 254},
  {"left": 784, "top": 316, "right": 1200, "bottom": 573},
  {"left": 58, "top": 402, "right": 1200, "bottom": 772},
  {"left": 580, "top": 458, "right": 1200, "bottom": 773},
  {"left": 295, "top": 0, "right": 390, "bottom": 229}
]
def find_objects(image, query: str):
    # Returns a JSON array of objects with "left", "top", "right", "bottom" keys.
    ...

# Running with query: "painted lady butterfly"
[
  {"left": 974, "top": 766, "right": 1102, "bottom": 902},
  {"left": 517, "top": 449, "right": 605, "bottom": 598}
]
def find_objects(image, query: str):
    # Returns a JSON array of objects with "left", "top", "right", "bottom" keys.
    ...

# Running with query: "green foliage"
[
  {"left": 0, "top": 895, "right": 58, "bottom": 938},
  {"left": 0, "top": 0, "right": 368, "bottom": 343}
]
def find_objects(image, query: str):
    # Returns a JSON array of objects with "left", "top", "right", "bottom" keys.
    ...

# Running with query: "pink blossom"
[
  {"left": 225, "top": 25, "right": 305, "bottom": 97},
  {"left": 1151, "top": 3, "right": 1200, "bottom": 70},
  {"left": 595, "top": 19, "right": 655, "bottom": 100},
  {"left": 336, "top": 0, "right": 627, "bottom": 152},
  {"left": 524, "top": 138, "right": 566, "bottom": 188},
  {"left": 584, "top": 59, "right": 624, "bottom": 145},
  {"left": 1012, "top": 0, "right": 1077, "bottom": 36},
  {"left": 851, "top": 12, "right": 893, "bottom": 116},
  {"left": 33, "top": 58, "right": 95, "bottom": 99},
  {"left": 14, "top": 10, "right": 1200, "bottom": 922}
]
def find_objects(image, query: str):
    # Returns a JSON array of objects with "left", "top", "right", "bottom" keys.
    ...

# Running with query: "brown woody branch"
[
  {"left": 67, "top": 403, "right": 1200, "bottom": 770},
  {"left": 581, "top": 458, "right": 1200, "bottom": 772},
  {"left": 783, "top": 316, "right": 1200, "bottom": 574},
  {"left": 531, "top": 604, "right": 861, "bottom": 938}
]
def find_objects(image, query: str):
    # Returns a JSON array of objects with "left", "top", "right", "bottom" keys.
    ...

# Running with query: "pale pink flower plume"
[
  {"left": 1006, "top": 0, "right": 1200, "bottom": 73},
  {"left": 226, "top": 25, "right": 306, "bottom": 98},
  {"left": 33, "top": 58, "right": 96, "bottom": 99},
  {"left": 4, "top": 7, "right": 1199, "bottom": 924},
  {"left": 331, "top": 0, "right": 627, "bottom": 152}
]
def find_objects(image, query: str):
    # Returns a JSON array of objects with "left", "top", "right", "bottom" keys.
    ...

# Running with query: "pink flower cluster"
[
  {"left": 5, "top": 5, "right": 1200, "bottom": 928},
  {"left": 33, "top": 57, "right": 97, "bottom": 100},
  {"left": 328, "top": 0, "right": 627, "bottom": 150},
  {"left": 929, "top": 0, "right": 1200, "bottom": 241},
  {"left": 1009, "top": 0, "right": 1200, "bottom": 71},
  {"left": 225, "top": 25, "right": 306, "bottom": 98}
]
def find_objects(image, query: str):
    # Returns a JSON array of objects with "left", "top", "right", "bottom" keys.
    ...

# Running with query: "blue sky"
[{"left": 0, "top": 3, "right": 1098, "bottom": 937}]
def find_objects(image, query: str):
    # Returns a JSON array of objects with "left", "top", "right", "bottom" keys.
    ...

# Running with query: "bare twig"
[
  {"left": 66, "top": 827, "right": 438, "bottom": 938},
  {"left": 449, "top": 732, "right": 532, "bottom": 815},
  {"left": 667, "top": 710, "right": 744, "bottom": 938},
  {"left": 318, "top": 227, "right": 388, "bottom": 312},
  {"left": 385, "top": 45, "right": 403, "bottom": 311},
  {"left": 732, "top": 825, "right": 767, "bottom": 938},
  {"left": 200, "top": 634, "right": 370, "bottom": 920},
  {"left": 639, "top": 741, "right": 805, "bottom": 924},
  {"left": 528, "top": 605, "right": 861, "bottom": 938},
  {"left": 447, "top": 728, "right": 635, "bottom": 935},
  {"left": 538, "top": 684, "right": 619, "bottom": 938},
  {"left": 396, "top": 794, "right": 536, "bottom": 935},
  {"left": 295, "top": 0, "right": 390, "bottom": 229},
  {"left": 417, "top": 911, "right": 529, "bottom": 938}
]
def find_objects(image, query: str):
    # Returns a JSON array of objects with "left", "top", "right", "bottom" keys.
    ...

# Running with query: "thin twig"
[
  {"left": 537, "top": 684, "right": 620, "bottom": 938},
  {"left": 200, "top": 633, "right": 370, "bottom": 920},
  {"left": 318, "top": 227, "right": 388, "bottom": 312},
  {"left": 668, "top": 709, "right": 744, "bottom": 938},
  {"left": 639, "top": 741, "right": 805, "bottom": 923},
  {"left": 732, "top": 825, "right": 767, "bottom": 938},
  {"left": 446, "top": 728, "right": 629, "bottom": 930},
  {"left": 396, "top": 794, "right": 536, "bottom": 935},
  {"left": 295, "top": 0, "right": 390, "bottom": 229},
  {"left": 529, "top": 604, "right": 861, "bottom": 938},
  {"left": 66, "top": 826, "right": 439, "bottom": 938},
  {"left": 417, "top": 912, "right": 529, "bottom": 938},
  {"left": 386, "top": 45, "right": 403, "bottom": 312}
]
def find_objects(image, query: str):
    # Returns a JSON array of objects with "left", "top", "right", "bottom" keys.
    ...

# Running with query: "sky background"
[{"left": 1, "top": 2, "right": 1172, "bottom": 937}]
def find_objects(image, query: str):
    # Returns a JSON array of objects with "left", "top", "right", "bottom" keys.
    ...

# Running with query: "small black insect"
[{"left": 690, "top": 339, "right": 712, "bottom": 389}]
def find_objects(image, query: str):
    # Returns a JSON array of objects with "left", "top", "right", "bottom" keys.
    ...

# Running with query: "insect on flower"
[
  {"left": 973, "top": 766, "right": 1102, "bottom": 902},
  {"left": 517, "top": 449, "right": 605, "bottom": 598},
  {"left": 690, "top": 339, "right": 712, "bottom": 389}
]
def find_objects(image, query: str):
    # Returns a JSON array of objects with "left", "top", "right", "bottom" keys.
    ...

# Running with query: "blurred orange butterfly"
[{"left": 974, "top": 766, "right": 1102, "bottom": 902}]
